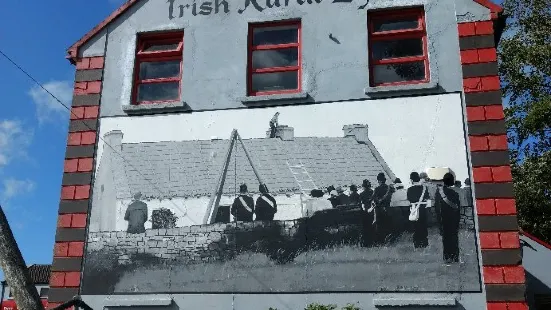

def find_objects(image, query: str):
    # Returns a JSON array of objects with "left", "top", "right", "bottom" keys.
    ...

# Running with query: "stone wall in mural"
[{"left": 81, "top": 93, "right": 481, "bottom": 294}]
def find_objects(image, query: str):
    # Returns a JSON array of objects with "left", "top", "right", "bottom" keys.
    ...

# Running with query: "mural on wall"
[{"left": 82, "top": 93, "right": 481, "bottom": 294}]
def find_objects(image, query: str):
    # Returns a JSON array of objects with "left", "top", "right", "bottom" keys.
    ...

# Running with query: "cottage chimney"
[
  {"left": 95, "top": 129, "right": 124, "bottom": 233},
  {"left": 343, "top": 124, "right": 368, "bottom": 143},
  {"left": 266, "top": 125, "right": 295, "bottom": 140},
  {"left": 276, "top": 125, "right": 294, "bottom": 141},
  {"left": 103, "top": 130, "right": 124, "bottom": 151}
]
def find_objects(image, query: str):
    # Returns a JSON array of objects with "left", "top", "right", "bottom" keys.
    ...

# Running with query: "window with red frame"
[
  {"left": 368, "top": 9, "right": 429, "bottom": 87},
  {"left": 248, "top": 21, "right": 301, "bottom": 96},
  {"left": 133, "top": 32, "right": 184, "bottom": 105}
]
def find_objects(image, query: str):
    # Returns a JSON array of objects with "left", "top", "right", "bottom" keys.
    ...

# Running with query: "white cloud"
[
  {"left": 1, "top": 179, "right": 35, "bottom": 201},
  {"left": 0, "top": 120, "right": 32, "bottom": 168},
  {"left": 28, "top": 80, "right": 72, "bottom": 124}
]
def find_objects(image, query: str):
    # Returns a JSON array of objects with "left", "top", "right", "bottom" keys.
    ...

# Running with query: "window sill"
[
  {"left": 365, "top": 80, "right": 438, "bottom": 95},
  {"left": 122, "top": 101, "right": 190, "bottom": 115},
  {"left": 104, "top": 295, "right": 173, "bottom": 307},
  {"left": 240, "top": 92, "right": 309, "bottom": 104},
  {"left": 373, "top": 298, "right": 457, "bottom": 307}
]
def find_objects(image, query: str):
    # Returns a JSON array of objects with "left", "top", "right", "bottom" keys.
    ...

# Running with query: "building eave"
[
  {"left": 66, "top": 0, "right": 141, "bottom": 64},
  {"left": 473, "top": 0, "right": 504, "bottom": 20},
  {"left": 520, "top": 229, "right": 551, "bottom": 251}
]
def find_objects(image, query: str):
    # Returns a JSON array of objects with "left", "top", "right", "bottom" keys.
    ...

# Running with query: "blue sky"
[
  {"left": 0, "top": 0, "right": 126, "bottom": 279},
  {"left": 0, "top": 0, "right": 506, "bottom": 281}
]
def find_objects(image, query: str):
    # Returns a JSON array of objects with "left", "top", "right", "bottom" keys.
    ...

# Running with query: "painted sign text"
[{"left": 167, "top": 0, "right": 368, "bottom": 19}]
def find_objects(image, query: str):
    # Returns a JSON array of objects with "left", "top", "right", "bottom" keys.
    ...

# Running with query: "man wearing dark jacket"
[
  {"left": 360, "top": 179, "right": 375, "bottom": 247},
  {"left": 325, "top": 185, "right": 338, "bottom": 207},
  {"left": 125, "top": 192, "right": 148, "bottom": 234},
  {"left": 231, "top": 184, "right": 255, "bottom": 222},
  {"left": 255, "top": 184, "right": 277, "bottom": 221},
  {"left": 373, "top": 173, "right": 392, "bottom": 209},
  {"left": 407, "top": 172, "right": 431, "bottom": 248},
  {"left": 373, "top": 173, "right": 393, "bottom": 244},
  {"left": 435, "top": 173, "right": 462, "bottom": 264},
  {"left": 335, "top": 186, "right": 351, "bottom": 207},
  {"left": 349, "top": 184, "right": 361, "bottom": 206}
]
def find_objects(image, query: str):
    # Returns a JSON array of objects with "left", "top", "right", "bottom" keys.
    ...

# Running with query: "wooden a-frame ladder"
[{"left": 202, "top": 129, "right": 265, "bottom": 225}]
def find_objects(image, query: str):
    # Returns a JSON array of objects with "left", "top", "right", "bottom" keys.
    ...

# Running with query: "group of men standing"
[
  {"left": 230, "top": 183, "right": 278, "bottom": 222},
  {"left": 226, "top": 169, "right": 473, "bottom": 264},
  {"left": 320, "top": 171, "right": 472, "bottom": 264}
]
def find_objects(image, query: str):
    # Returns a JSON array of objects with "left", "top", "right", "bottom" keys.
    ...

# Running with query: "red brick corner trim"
[
  {"left": 47, "top": 56, "right": 104, "bottom": 309},
  {"left": 458, "top": 21, "right": 528, "bottom": 310}
]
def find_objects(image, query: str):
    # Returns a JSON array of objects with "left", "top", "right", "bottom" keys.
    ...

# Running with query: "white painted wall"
[
  {"left": 113, "top": 194, "right": 309, "bottom": 231},
  {"left": 521, "top": 234, "right": 551, "bottom": 296}
]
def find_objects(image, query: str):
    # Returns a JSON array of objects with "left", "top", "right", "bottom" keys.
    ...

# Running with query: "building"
[
  {"left": 49, "top": 0, "right": 529, "bottom": 309},
  {"left": 1, "top": 264, "right": 50, "bottom": 310},
  {"left": 520, "top": 231, "right": 551, "bottom": 310}
]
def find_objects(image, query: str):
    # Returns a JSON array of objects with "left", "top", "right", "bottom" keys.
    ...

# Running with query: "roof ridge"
[{"left": 121, "top": 136, "right": 356, "bottom": 146}]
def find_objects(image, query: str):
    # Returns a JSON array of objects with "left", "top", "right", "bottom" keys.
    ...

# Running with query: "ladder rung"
[{"left": 287, "top": 160, "right": 317, "bottom": 194}]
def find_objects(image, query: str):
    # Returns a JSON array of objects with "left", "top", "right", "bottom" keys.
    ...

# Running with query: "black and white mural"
[{"left": 81, "top": 93, "right": 481, "bottom": 294}]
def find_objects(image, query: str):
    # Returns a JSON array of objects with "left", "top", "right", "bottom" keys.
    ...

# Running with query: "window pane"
[
  {"left": 39, "top": 288, "right": 49, "bottom": 297},
  {"left": 143, "top": 42, "right": 180, "bottom": 52},
  {"left": 252, "top": 48, "right": 298, "bottom": 69},
  {"left": 139, "top": 60, "right": 181, "bottom": 80},
  {"left": 251, "top": 71, "right": 298, "bottom": 93},
  {"left": 372, "top": 17, "right": 419, "bottom": 32},
  {"left": 253, "top": 25, "right": 299, "bottom": 46},
  {"left": 373, "top": 61, "right": 426, "bottom": 85},
  {"left": 372, "top": 38, "right": 423, "bottom": 60},
  {"left": 137, "top": 82, "right": 180, "bottom": 102}
]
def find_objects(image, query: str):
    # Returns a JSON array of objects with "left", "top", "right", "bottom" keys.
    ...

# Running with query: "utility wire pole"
[{"left": 0, "top": 204, "right": 45, "bottom": 310}]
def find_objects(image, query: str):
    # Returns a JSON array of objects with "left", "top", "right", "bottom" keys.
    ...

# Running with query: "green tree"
[
  {"left": 499, "top": 0, "right": 551, "bottom": 242},
  {"left": 511, "top": 152, "right": 551, "bottom": 239}
]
